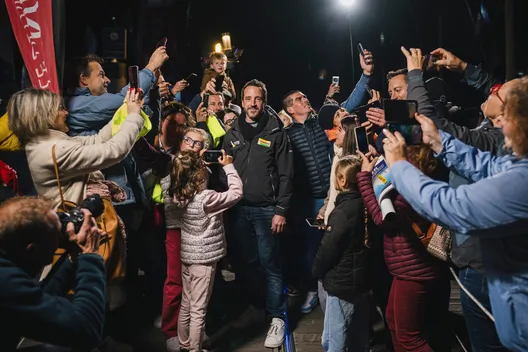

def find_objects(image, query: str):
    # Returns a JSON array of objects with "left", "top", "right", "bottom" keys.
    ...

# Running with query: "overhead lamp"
[
  {"left": 214, "top": 43, "right": 223, "bottom": 53},
  {"left": 222, "top": 33, "right": 232, "bottom": 51}
]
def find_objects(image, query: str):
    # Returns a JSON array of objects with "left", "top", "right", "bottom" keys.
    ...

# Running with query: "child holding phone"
[
  {"left": 201, "top": 52, "right": 236, "bottom": 99},
  {"left": 312, "top": 158, "right": 371, "bottom": 352},
  {"left": 168, "top": 149, "right": 242, "bottom": 352}
]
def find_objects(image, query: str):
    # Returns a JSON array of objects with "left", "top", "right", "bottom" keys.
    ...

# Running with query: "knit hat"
[{"left": 318, "top": 103, "right": 340, "bottom": 130}]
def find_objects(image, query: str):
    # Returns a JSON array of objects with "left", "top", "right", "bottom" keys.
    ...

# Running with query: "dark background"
[{"left": 1, "top": 0, "right": 527, "bottom": 112}]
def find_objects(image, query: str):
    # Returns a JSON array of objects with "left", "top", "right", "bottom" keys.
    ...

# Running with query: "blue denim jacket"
[
  {"left": 391, "top": 131, "right": 528, "bottom": 351},
  {"left": 341, "top": 74, "right": 371, "bottom": 113},
  {"left": 66, "top": 68, "right": 156, "bottom": 207}
]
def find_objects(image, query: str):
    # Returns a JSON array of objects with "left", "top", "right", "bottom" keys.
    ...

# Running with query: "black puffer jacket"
[
  {"left": 286, "top": 116, "right": 332, "bottom": 199},
  {"left": 312, "top": 191, "right": 371, "bottom": 301}
]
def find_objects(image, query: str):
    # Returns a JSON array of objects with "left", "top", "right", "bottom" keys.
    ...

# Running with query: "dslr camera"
[{"left": 57, "top": 194, "right": 104, "bottom": 243}]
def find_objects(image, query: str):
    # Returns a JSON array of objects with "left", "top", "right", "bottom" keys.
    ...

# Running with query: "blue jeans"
[
  {"left": 322, "top": 292, "right": 370, "bottom": 352},
  {"left": 459, "top": 267, "right": 508, "bottom": 352},
  {"left": 289, "top": 197, "right": 325, "bottom": 291},
  {"left": 229, "top": 205, "right": 286, "bottom": 318}
]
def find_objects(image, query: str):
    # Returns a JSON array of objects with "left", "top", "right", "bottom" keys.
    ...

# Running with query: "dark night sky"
[{"left": 2, "top": 0, "right": 528, "bottom": 111}]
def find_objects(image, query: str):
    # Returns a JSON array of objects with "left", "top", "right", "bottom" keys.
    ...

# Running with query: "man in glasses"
[{"left": 404, "top": 47, "right": 520, "bottom": 352}]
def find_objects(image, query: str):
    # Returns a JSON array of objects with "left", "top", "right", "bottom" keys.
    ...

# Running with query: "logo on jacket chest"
[{"left": 257, "top": 138, "right": 271, "bottom": 148}]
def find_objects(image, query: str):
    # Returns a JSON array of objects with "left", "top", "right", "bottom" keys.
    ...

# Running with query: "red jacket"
[{"left": 357, "top": 171, "right": 445, "bottom": 281}]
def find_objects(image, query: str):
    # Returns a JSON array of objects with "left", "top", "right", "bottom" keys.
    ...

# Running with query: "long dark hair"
[
  {"left": 340, "top": 117, "right": 357, "bottom": 156},
  {"left": 168, "top": 150, "right": 206, "bottom": 203}
]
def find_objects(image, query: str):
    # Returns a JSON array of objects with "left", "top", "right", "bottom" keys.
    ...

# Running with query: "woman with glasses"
[{"left": 7, "top": 87, "right": 144, "bottom": 208}]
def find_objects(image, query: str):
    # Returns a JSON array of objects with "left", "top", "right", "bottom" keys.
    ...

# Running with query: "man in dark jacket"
[
  {"left": 223, "top": 79, "right": 293, "bottom": 349},
  {"left": 282, "top": 90, "right": 332, "bottom": 313},
  {"left": 0, "top": 197, "right": 105, "bottom": 351},
  {"left": 404, "top": 47, "right": 518, "bottom": 352}
]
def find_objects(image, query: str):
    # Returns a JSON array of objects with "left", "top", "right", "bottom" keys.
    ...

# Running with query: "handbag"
[
  {"left": 51, "top": 144, "right": 126, "bottom": 281},
  {"left": 411, "top": 221, "right": 452, "bottom": 262}
]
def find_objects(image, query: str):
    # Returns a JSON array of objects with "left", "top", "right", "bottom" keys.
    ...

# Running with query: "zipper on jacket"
[
  {"left": 269, "top": 174, "right": 276, "bottom": 200},
  {"left": 304, "top": 123, "right": 326, "bottom": 191}
]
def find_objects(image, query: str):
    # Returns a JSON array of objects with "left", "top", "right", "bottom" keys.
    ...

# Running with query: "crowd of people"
[{"left": 0, "top": 39, "right": 527, "bottom": 352}]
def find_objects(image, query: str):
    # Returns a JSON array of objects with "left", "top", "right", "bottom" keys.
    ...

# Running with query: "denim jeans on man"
[
  {"left": 229, "top": 205, "right": 286, "bottom": 318},
  {"left": 459, "top": 267, "right": 510, "bottom": 352},
  {"left": 322, "top": 292, "right": 369, "bottom": 352},
  {"left": 289, "top": 197, "right": 325, "bottom": 291}
]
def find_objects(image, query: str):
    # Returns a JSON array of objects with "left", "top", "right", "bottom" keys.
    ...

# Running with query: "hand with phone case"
[{"left": 358, "top": 43, "right": 374, "bottom": 75}]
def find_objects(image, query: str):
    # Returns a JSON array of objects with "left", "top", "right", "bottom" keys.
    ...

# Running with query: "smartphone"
[
  {"left": 203, "top": 93, "right": 210, "bottom": 109},
  {"left": 351, "top": 100, "right": 382, "bottom": 123},
  {"left": 156, "top": 37, "right": 167, "bottom": 49},
  {"left": 203, "top": 150, "right": 223, "bottom": 163},
  {"left": 383, "top": 99, "right": 418, "bottom": 124},
  {"left": 185, "top": 73, "right": 198, "bottom": 81},
  {"left": 332, "top": 76, "right": 340, "bottom": 86},
  {"left": 306, "top": 218, "right": 325, "bottom": 228},
  {"left": 128, "top": 66, "right": 140, "bottom": 90},
  {"left": 357, "top": 43, "right": 366, "bottom": 57},
  {"left": 387, "top": 124, "right": 423, "bottom": 145},
  {"left": 215, "top": 75, "right": 225, "bottom": 92},
  {"left": 354, "top": 126, "right": 370, "bottom": 154},
  {"left": 425, "top": 54, "right": 441, "bottom": 71}
]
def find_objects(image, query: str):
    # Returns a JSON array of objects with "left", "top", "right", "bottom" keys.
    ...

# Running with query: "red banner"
[{"left": 6, "top": 0, "right": 59, "bottom": 94}]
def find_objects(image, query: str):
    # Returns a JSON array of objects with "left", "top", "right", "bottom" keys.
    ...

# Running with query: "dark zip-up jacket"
[
  {"left": 0, "top": 254, "right": 106, "bottom": 351},
  {"left": 286, "top": 115, "right": 332, "bottom": 199},
  {"left": 312, "top": 191, "right": 371, "bottom": 301},
  {"left": 222, "top": 109, "right": 293, "bottom": 216}
]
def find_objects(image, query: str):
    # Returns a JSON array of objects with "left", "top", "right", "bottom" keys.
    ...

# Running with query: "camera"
[{"left": 57, "top": 194, "right": 104, "bottom": 241}]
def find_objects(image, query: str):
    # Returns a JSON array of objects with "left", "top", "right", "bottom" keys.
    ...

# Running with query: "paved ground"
[{"left": 19, "top": 279, "right": 470, "bottom": 352}]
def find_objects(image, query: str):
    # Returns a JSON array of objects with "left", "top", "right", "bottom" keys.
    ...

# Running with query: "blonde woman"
[{"left": 8, "top": 88, "right": 144, "bottom": 208}]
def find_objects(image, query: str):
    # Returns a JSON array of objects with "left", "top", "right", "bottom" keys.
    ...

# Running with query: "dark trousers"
[
  {"left": 386, "top": 277, "right": 451, "bottom": 352},
  {"left": 161, "top": 227, "right": 183, "bottom": 339},
  {"left": 459, "top": 267, "right": 509, "bottom": 352},
  {"left": 229, "top": 205, "right": 286, "bottom": 319},
  {"left": 287, "top": 197, "right": 325, "bottom": 291}
]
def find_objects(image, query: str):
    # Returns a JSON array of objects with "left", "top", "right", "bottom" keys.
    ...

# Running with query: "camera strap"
[{"left": 52, "top": 144, "right": 66, "bottom": 212}]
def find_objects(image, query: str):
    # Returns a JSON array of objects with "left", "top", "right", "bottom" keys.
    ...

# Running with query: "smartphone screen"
[
  {"left": 355, "top": 126, "right": 370, "bottom": 154},
  {"left": 185, "top": 73, "right": 198, "bottom": 81},
  {"left": 203, "top": 150, "right": 223, "bottom": 163},
  {"left": 351, "top": 100, "right": 381, "bottom": 123},
  {"left": 156, "top": 37, "right": 167, "bottom": 49},
  {"left": 383, "top": 99, "right": 418, "bottom": 124},
  {"left": 387, "top": 124, "right": 423, "bottom": 145},
  {"left": 128, "top": 66, "right": 139, "bottom": 89},
  {"left": 306, "top": 218, "right": 325, "bottom": 228},
  {"left": 332, "top": 76, "right": 340, "bottom": 86},
  {"left": 357, "top": 43, "right": 365, "bottom": 56},
  {"left": 215, "top": 75, "right": 225, "bottom": 92}
]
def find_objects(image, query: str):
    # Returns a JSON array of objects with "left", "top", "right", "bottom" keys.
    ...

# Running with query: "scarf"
[{"left": 238, "top": 110, "right": 269, "bottom": 141}]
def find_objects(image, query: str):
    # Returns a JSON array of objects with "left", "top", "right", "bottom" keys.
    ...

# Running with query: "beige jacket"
[{"left": 25, "top": 113, "right": 144, "bottom": 209}]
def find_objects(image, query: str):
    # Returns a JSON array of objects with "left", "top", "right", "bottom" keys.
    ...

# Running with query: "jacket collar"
[
  {"left": 335, "top": 190, "right": 361, "bottom": 205},
  {"left": 230, "top": 108, "right": 280, "bottom": 135}
]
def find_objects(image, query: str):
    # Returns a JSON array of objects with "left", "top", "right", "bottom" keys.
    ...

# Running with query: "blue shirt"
[{"left": 390, "top": 131, "right": 528, "bottom": 351}]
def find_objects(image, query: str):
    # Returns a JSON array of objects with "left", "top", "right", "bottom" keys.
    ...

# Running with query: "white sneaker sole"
[{"left": 264, "top": 338, "right": 285, "bottom": 349}]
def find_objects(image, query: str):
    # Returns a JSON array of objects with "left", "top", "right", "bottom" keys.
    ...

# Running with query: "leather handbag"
[{"left": 51, "top": 144, "right": 126, "bottom": 281}]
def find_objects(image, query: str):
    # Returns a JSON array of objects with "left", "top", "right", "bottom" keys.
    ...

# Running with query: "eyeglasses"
[
  {"left": 224, "top": 117, "right": 236, "bottom": 126},
  {"left": 182, "top": 135, "right": 204, "bottom": 150},
  {"left": 490, "top": 84, "right": 504, "bottom": 104},
  {"left": 59, "top": 104, "right": 66, "bottom": 111}
]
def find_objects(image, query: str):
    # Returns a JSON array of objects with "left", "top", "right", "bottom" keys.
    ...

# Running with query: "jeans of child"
[
  {"left": 459, "top": 267, "right": 509, "bottom": 352},
  {"left": 229, "top": 205, "right": 286, "bottom": 318},
  {"left": 178, "top": 263, "right": 216, "bottom": 352},
  {"left": 162, "top": 229, "right": 183, "bottom": 338},
  {"left": 322, "top": 292, "right": 370, "bottom": 352}
]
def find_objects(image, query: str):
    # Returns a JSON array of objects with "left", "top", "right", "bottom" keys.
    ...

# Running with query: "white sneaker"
[
  {"left": 301, "top": 290, "right": 319, "bottom": 314},
  {"left": 231, "top": 305, "right": 265, "bottom": 329},
  {"left": 264, "top": 318, "right": 285, "bottom": 348},
  {"left": 165, "top": 336, "right": 180, "bottom": 352}
]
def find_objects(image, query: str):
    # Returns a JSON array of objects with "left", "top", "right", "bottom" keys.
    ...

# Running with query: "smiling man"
[{"left": 223, "top": 79, "right": 293, "bottom": 349}]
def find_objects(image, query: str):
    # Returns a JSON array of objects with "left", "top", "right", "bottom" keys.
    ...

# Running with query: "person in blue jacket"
[
  {"left": 64, "top": 47, "right": 168, "bottom": 316},
  {"left": 380, "top": 77, "right": 528, "bottom": 352}
]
